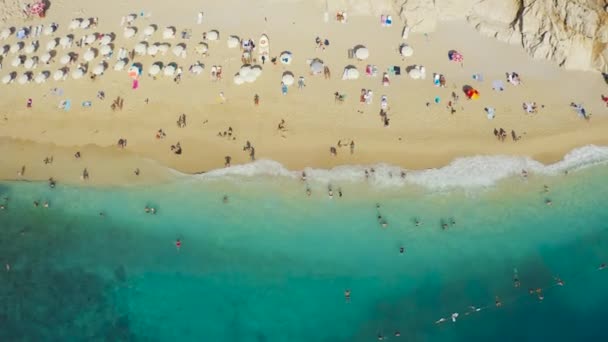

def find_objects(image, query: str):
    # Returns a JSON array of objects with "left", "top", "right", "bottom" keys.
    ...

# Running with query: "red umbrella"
[{"left": 29, "top": 1, "right": 46, "bottom": 17}]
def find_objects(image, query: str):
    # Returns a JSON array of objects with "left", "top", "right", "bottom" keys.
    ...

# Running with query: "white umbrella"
[
  {"left": 92, "top": 63, "right": 106, "bottom": 75},
  {"left": 172, "top": 45, "right": 186, "bottom": 58},
  {"left": 400, "top": 45, "right": 413, "bottom": 57},
  {"left": 40, "top": 52, "right": 52, "bottom": 64},
  {"left": 123, "top": 27, "right": 136, "bottom": 39},
  {"left": 227, "top": 36, "right": 239, "bottom": 48},
  {"left": 83, "top": 49, "right": 96, "bottom": 62},
  {"left": 282, "top": 72, "right": 294, "bottom": 86},
  {"left": 59, "top": 54, "right": 71, "bottom": 65},
  {"left": 43, "top": 25, "right": 56, "bottom": 36},
  {"left": 35, "top": 72, "right": 48, "bottom": 83},
  {"left": 239, "top": 65, "right": 252, "bottom": 77},
  {"left": 279, "top": 52, "right": 292, "bottom": 65},
  {"left": 17, "top": 73, "right": 30, "bottom": 84},
  {"left": 191, "top": 65, "right": 203, "bottom": 74},
  {"left": 344, "top": 67, "right": 359, "bottom": 80},
  {"left": 148, "top": 63, "right": 161, "bottom": 76},
  {"left": 134, "top": 42, "right": 147, "bottom": 55},
  {"left": 310, "top": 59, "right": 323, "bottom": 74},
  {"left": 53, "top": 69, "right": 66, "bottom": 81},
  {"left": 250, "top": 65, "right": 262, "bottom": 77},
  {"left": 10, "top": 42, "right": 23, "bottom": 54},
  {"left": 147, "top": 45, "right": 159, "bottom": 56},
  {"left": 1, "top": 74, "right": 14, "bottom": 84},
  {"left": 100, "top": 45, "right": 112, "bottom": 56},
  {"left": 163, "top": 64, "right": 176, "bottom": 76},
  {"left": 157, "top": 43, "right": 169, "bottom": 55},
  {"left": 99, "top": 35, "right": 112, "bottom": 45},
  {"left": 162, "top": 27, "right": 175, "bottom": 39},
  {"left": 233, "top": 74, "right": 244, "bottom": 85},
  {"left": 0, "top": 28, "right": 11, "bottom": 40},
  {"left": 24, "top": 42, "right": 37, "bottom": 54},
  {"left": 84, "top": 34, "right": 97, "bottom": 45},
  {"left": 71, "top": 68, "right": 84, "bottom": 79},
  {"left": 59, "top": 36, "right": 72, "bottom": 49},
  {"left": 354, "top": 46, "right": 369, "bottom": 60},
  {"left": 24, "top": 57, "right": 37, "bottom": 69},
  {"left": 80, "top": 19, "right": 91, "bottom": 29},
  {"left": 207, "top": 30, "right": 219, "bottom": 41},
  {"left": 45, "top": 40, "right": 57, "bottom": 51},
  {"left": 11, "top": 56, "right": 22, "bottom": 67},
  {"left": 68, "top": 19, "right": 82, "bottom": 30},
  {"left": 244, "top": 72, "right": 257, "bottom": 83},
  {"left": 114, "top": 59, "right": 127, "bottom": 71},
  {"left": 126, "top": 14, "right": 137, "bottom": 24},
  {"left": 408, "top": 68, "right": 421, "bottom": 79},
  {"left": 195, "top": 42, "right": 208, "bottom": 55},
  {"left": 143, "top": 25, "right": 156, "bottom": 37}
]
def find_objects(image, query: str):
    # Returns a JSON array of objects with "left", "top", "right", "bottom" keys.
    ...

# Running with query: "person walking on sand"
[
  {"left": 254, "top": 94, "right": 259, "bottom": 106},
  {"left": 298, "top": 76, "right": 305, "bottom": 89}
]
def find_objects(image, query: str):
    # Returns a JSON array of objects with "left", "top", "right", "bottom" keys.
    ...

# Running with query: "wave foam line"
[{"left": 181, "top": 145, "right": 608, "bottom": 190}]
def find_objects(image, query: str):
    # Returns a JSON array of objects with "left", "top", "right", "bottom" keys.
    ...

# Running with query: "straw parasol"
[
  {"left": 17, "top": 73, "right": 30, "bottom": 84},
  {"left": 45, "top": 40, "right": 57, "bottom": 51},
  {"left": 148, "top": 63, "right": 162, "bottom": 76},
  {"left": 35, "top": 72, "right": 48, "bottom": 83},
  {"left": 354, "top": 46, "right": 369, "bottom": 60},
  {"left": 281, "top": 72, "right": 294, "bottom": 86},
  {"left": 227, "top": 36, "right": 240, "bottom": 48},
  {"left": 24, "top": 57, "right": 37, "bottom": 69},
  {"left": 83, "top": 48, "right": 96, "bottom": 62},
  {"left": 114, "top": 59, "right": 127, "bottom": 71},
  {"left": 53, "top": 69, "right": 66, "bottom": 81},
  {"left": 207, "top": 30, "right": 219, "bottom": 41},
  {"left": 92, "top": 62, "right": 106, "bottom": 76},
  {"left": 123, "top": 27, "right": 137, "bottom": 39},
  {"left": 400, "top": 45, "right": 413, "bottom": 57},
  {"left": 162, "top": 27, "right": 176, "bottom": 39},
  {"left": 71, "top": 68, "right": 84, "bottom": 79},
  {"left": 68, "top": 19, "right": 82, "bottom": 30}
]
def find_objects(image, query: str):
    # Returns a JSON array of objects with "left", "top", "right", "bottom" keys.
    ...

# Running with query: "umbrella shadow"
[{"left": 282, "top": 71, "right": 294, "bottom": 77}]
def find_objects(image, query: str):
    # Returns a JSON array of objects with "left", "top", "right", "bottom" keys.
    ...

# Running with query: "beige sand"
[{"left": 0, "top": 0, "right": 607, "bottom": 185}]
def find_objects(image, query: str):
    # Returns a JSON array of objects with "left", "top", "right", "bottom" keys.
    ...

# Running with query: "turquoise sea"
[{"left": 1, "top": 162, "right": 608, "bottom": 341}]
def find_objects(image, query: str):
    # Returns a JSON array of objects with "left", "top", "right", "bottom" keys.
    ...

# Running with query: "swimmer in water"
[
  {"left": 328, "top": 186, "right": 333, "bottom": 198},
  {"left": 441, "top": 222, "right": 449, "bottom": 230},
  {"left": 543, "top": 185, "right": 549, "bottom": 193},
  {"left": 175, "top": 239, "right": 182, "bottom": 251},
  {"left": 338, "top": 188, "right": 343, "bottom": 197},
  {"left": 150, "top": 207, "right": 156, "bottom": 214},
  {"left": 344, "top": 289, "right": 351, "bottom": 303},
  {"left": 399, "top": 246, "right": 405, "bottom": 254},
  {"left": 435, "top": 317, "right": 447, "bottom": 324},
  {"left": 450, "top": 218, "right": 456, "bottom": 225},
  {"left": 545, "top": 199, "right": 552, "bottom": 206},
  {"left": 513, "top": 268, "right": 520, "bottom": 288},
  {"left": 536, "top": 288, "right": 544, "bottom": 300},
  {"left": 223, "top": 195, "right": 229, "bottom": 203},
  {"left": 301, "top": 171, "right": 306, "bottom": 181},
  {"left": 415, "top": 218, "right": 422, "bottom": 226},
  {"left": 495, "top": 296, "right": 502, "bottom": 307},
  {"left": 381, "top": 220, "right": 388, "bottom": 228},
  {"left": 306, "top": 188, "right": 311, "bottom": 196},
  {"left": 48, "top": 177, "right": 56, "bottom": 188},
  {"left": 99, "top": 212, "right": 105, "bottom": 217},
  {"left": 599, "top": 263, "right": 606, "bottom": 270},
  {"left": 144, "top": 206, "right": 150, "bottom": 213},
  {"left": 33, "top": 201, "right": 39, "bottom": 207},
  {"left": 394, "top": 331, "right": 401, "bottom": 337},
  {"left": 555, "top": 277, "right": 564, "bottom": 286},
  {"left": 377, "top": 333, "right": 384, "bottom": 341},
  {"left": 0, "top": 205, "right": 5, "bottom": 210},
  {"left": 43, "top": 201, "right": 49, "bottom": 208}
]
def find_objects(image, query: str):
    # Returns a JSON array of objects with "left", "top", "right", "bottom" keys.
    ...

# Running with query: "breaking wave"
[{"left": 179, "top": 145, "right": 608, "bottom": 190}]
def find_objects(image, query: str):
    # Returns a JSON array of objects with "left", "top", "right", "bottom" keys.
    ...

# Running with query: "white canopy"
[
  {"left": 147, "top": 45, "right": 159, "bottom": 56},
  {"left": 282, "top": 72, "right": 294, "bottom": 86},
  {"left": 157, "top": 43, "right": 169, "bottom": 55},
  {"left": 71, "top": 68, "right": 84, "bottom": 79},
  {"left": 100, "top": 45, "right": 112, "bottom": 56},
  {"left": 244, "top": 72, "right": 257, "bottom": 83},
  {"left": 43, "top": 25, "right": 56, "bottom": 36},
  {"left": 280, "top": 51, "right": 292, "bottom": 65},
  {"left": 408, "top": 68, "right": 421, "bottom": 79},
  {"left": 59, "top": 54, "right": 71, "bottom": 65},
  {"left": 144, "top": 25, "right": 156, "bottom": 37},
  {"left": 68, "top": 19, "right": 82, "bottom": 30},
  {"left": 53, "top": 69, "right": 66, "bottom": 81},
  {"left": 35, "top": 72, "right": 48, "bottom": 83},
  {"left": 114, "top": 59, "right": 127, "bottom": 71},
  {"left": 191, "top": 65, "right": 203, "bottom": 75},
  {"left": 354, "top": 46, "right": 369, "bottom": 60},
  {"left": 11, "top": 56, "right": 22, "bottom": 67},
  {"left": 134, "top": 42, "right": 147, "bottom": 55},
  {"left": 195, "top": 42, "right": 208, "bottom": 55},
  {"left": 1, "top": 74, "right": 14, "bottom": 84},
  {"left": 83, "top": 49, "right": 96, "bottom": 62},
  {"left": 80, "top": 19, "right": 90, "bottom": 29},
  {"left": 59, "top": 36, "right": 72, "bottom": 49},
  {"left": 92, "top": 63, "right": 106, "bottom": 75},
  {"left": 0, "top": 28, "right": 11, "bottom": 40},
  {"left": 40, "top": 52, "right": 52, "bottom": 64},
  {"left": 123, "top": 27, "right": 136, "bottom": 39},
  {"left": 84, "top": 34, "right": 97, "bottom": 45},
  {"left": 342, "top": 66, "right": 359, "bottom": 80},
  {"left": 207, "top": 30, "right": 219, "bottom": 41},
  {"left": 17, "top": 73, "right": 29, "bottom": 84},
  {"left": 10, "top": 42, "right": 23, "bottom": 54},
  {"left": 148, "top": 63, "right": 161, "bottom": 76},
  {"left": 250, "top": 65, "right": 262, "bottom": 77},
  {"left": 227, "top": 36, "right": 239, "bottom": 48},
  {"left": 99, "top": 35, "right": 112, "bottom": 45},
  {"left": 24, "top": 57, "right": 37, "bottom": 69},
  {"left": 24, "top": 43, "right": 37, "bottom": 54},
  {"left": 400, "top": 45, "right": 413, "bottom": 57},
  {"left": 172, "top": 45, "right": 186, "bottom": 58},
  {"left": 310, "top": 59, "right": 324, "bottom": 74},
  {"left": 162, "top": 27, "right": 175, "bottom": 39},
  {"left": 45, "top": 40, "right": 57, "bottom": 51},
  {"left": 239, "top": 65, "right": 252, "bottom": 77},
  {"left": 163, "top": 64, "right": 176, "bottom": 76},
  {"left": 233, "top": 74, "right": 244, "bottom": 85}
]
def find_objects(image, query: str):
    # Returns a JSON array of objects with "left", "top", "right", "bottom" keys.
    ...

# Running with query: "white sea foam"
[{"left": 185, "top": 145, "right": 608, "bottom": 190}]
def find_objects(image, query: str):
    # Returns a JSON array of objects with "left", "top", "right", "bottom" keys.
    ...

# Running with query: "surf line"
[{"left": 434, "top": 263, "right": 607, "bottom": 325}]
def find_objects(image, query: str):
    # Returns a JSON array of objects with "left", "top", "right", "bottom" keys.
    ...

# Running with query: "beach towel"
[
  {"left": 492, "top": 80, "right": 504, "bottom": 91},
  {"left": 132, "top": 79, "right": 139, "bottom": 89},
  {"left": 82, "top": 101, "right": 92, "bottom": 108}
]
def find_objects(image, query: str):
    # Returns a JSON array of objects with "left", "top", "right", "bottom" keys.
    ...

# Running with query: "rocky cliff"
[{"left": 395, "top": 0, "right": 608, "bottom": 72}]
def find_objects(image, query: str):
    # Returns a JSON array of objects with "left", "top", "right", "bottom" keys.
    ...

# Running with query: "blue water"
[{"left": 1, "top": 167, "right": 608, "bottom": 341}]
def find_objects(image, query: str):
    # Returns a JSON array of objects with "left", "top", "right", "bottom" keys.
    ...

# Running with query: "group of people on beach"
[{"left": 493, "top": 128, "right": 521, "bottom": 142}]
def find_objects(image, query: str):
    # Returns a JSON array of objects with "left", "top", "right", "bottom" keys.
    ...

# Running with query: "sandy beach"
[{"left": 1, "top": 0, "right": 607, "bottom": 185}]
